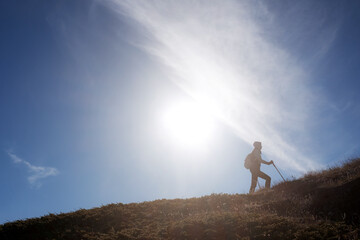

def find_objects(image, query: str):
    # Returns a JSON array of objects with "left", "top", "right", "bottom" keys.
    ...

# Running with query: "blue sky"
[{"left": 1, "top": 0, "right": 360, "bottom": 223}]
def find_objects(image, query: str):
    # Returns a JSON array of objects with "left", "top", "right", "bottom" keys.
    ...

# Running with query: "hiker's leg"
[
  {"left": 249, "top": 171, "right": 258, "bottom": 193},
  {"left": 258, "top": 171, "right": 271, "bottom": 189}
]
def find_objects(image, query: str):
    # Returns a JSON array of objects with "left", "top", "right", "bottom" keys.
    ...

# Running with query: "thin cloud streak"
[
  {"left": 112, "top": 0, "right": 330, "bottom": 173},
  {"left": 7, "top": 151, "right": 59, "bottom": 187}
]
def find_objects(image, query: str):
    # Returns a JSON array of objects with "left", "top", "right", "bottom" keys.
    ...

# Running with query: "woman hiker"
[{"left": 245, "top": 141, "right": 273, "bottom": 194}]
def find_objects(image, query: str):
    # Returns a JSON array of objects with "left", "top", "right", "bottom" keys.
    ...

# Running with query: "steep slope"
[{"left": 1, "top": 158, "right": 360, "bottom": 240}]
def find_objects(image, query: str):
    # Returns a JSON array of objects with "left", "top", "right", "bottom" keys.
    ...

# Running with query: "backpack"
[{"left": 244, "top": 152, "right": 254, "bottom": 169}]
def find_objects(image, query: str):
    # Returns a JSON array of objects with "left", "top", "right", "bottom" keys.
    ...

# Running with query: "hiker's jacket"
[{"left": 250, "top": 148, "right": 267, "bottom": 171}]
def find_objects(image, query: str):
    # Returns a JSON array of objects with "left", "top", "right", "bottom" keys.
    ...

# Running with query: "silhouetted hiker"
[{"left": 244, "top": 141, "right": 273, "bottom": 193}]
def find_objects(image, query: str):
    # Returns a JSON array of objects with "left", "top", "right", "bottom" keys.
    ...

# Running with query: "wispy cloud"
[
  {"left": 7, "top": 151, "right": 59, "bottom": 188},
  {"left": 110, "top": 0, "right": 337, "bottom": 173}
]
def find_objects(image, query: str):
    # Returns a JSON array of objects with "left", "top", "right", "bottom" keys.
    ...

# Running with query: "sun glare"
[{"left": 162, "top": 101, "right": 215, "bottom": 148}]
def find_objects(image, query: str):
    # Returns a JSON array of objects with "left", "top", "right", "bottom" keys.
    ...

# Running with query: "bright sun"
[{"left": 162, "top": 101, "right": 215, "bottom": 148}]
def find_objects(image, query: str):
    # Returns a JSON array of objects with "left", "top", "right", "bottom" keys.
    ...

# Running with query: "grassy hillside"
[{"left": 1, "top": 158, "right": 360, "bottom": 240}]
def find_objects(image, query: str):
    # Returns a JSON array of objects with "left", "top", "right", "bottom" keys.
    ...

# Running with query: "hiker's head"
[{"left": 253, "top": 141, "right": 262, "bottom": 149}]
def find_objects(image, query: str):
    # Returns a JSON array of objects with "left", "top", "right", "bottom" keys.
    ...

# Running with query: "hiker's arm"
[
  {"left": 260, "top": 159, "right": 268, "bottom": 164},
  {"left": 261, "top": 159, "right": 273, "bottom": 165}
]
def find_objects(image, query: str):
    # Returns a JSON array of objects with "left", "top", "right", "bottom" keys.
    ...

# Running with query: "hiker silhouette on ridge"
[{"left": 244, "top": 141, "right": 273, "bottom": 194}]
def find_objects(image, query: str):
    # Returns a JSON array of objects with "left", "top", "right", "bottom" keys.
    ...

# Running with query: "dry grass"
[{"left": 1, "top": 158, "right": 360, "bottom": 239}]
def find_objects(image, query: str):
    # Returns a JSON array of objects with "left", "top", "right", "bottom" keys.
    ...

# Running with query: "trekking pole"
[
  {"left": 272, "top": 162, "right": 286, "bottom": 182},
  {"left": 257, "top": 181, "right": 261, "bottom": 189}
]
